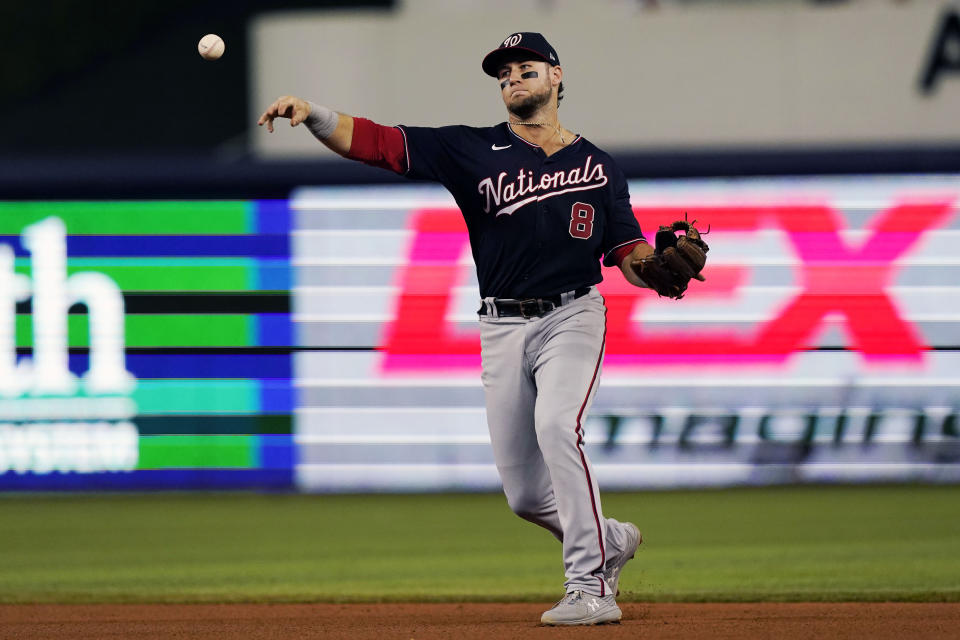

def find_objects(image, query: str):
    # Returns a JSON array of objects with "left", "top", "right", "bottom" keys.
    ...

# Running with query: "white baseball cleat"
[
  {"left": 540, "top": 590, "right": 622, "bottom": 626},
  {"left": 605, "top": 521, "right": 642, "bottom": 596}
]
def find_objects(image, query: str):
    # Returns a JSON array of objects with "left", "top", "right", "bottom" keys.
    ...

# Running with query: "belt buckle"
[
  {"left": 519, "top": 298, "right": 542, "bottom": 318},
  {"left": 519, "top": 298, "right": 555, "bottom": 318}
]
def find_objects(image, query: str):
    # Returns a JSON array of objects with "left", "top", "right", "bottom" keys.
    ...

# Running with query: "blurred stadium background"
[
  {"left": 3, "top": 0, "right": 959, "bottom": 493},
  {"left": 3, "top": 1, "right": 960, "bottom": 620}
]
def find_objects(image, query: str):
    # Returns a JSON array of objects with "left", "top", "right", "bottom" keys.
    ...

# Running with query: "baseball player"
[{"left": 259, "top": 32, "right": 695, "bottom": 626}]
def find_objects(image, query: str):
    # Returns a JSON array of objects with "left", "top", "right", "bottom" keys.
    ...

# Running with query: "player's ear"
[{"left": 550, "top": 64, "right": 562, "bottom": 88}]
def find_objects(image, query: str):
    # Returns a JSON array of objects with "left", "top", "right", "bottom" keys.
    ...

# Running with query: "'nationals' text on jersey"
[{"left": 396, "top": 123, "right": 644, "bottom": 299}]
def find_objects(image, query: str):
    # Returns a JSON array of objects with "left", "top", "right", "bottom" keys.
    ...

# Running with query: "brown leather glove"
[{"left": 630, "top": 219, "right": 709, "bottom": 299}]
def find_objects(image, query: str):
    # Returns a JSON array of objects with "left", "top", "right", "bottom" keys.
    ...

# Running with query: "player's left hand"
[{"left": 629, "top": 218, "right": 709, "bottom": 299}]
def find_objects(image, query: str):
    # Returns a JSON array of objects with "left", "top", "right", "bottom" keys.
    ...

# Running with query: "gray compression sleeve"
[{"left": 305, "top": 102, "right": 339, "bottom": 140}]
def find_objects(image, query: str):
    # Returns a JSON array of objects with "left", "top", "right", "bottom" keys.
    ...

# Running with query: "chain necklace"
[{"left": 509, "top": 120, "right": 566, "bottom": 144}]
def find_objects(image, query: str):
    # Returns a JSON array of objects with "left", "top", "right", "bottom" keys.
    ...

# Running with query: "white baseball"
[{"left": 198, "top": 34, "right": 225, "bottom": 60}]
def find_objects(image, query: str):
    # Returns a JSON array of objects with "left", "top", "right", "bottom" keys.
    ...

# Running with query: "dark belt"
[{"left": 478, "top": 287, "right": 591, "bottom": 318}]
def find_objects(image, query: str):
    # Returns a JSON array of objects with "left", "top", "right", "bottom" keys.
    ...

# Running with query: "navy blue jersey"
[{"left": 396, "top": 123, "right": 644, "bottom": 299}]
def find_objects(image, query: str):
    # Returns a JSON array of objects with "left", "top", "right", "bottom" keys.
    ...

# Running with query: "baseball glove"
[{"left": 631, "top": 217, "right": 709, "bottom": 299}]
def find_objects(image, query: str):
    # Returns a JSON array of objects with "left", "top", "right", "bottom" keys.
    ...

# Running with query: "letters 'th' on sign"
[{"left": 0, "top": 217, "right": 135, "bottom": 397}]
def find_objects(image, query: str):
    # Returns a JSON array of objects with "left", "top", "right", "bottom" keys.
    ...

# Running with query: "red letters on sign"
[
  {"left": 380, "top": 200, "right": 955, "bottom": 372},
  {"left": 380, "top": 209, "right": 476, "bottom": 371},
  {"left": 616, "top": 202, "right": 953, "bottom": 365}
]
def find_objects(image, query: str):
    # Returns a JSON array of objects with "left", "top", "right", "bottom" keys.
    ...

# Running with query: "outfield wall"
[
  {"left": 251, "top": 1, "right": 960, "bottom": 157},
  {"left": 1, "top": 174, "right": 959, "bottom": 490}
]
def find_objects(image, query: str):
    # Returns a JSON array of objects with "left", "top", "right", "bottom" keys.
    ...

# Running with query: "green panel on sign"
[
  {"left": 16, "top": 315, "right": 252, "bottom": 347},
  {"left": 16, "top": 260, "right": 254, "bottom": 291},
  {"left": 133, "top": 380, "right": 259, "bottom": 415},
  {"left": 137, "top": 435, "right": 256, "bottom": 469},
  {"left": 0, "top": 201, "right": 252, "bottom": 234}
]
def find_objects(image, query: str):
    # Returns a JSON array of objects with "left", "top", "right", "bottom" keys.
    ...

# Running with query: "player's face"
[{"left": 497, "top": 60, "right": 555, "bottom": 119}]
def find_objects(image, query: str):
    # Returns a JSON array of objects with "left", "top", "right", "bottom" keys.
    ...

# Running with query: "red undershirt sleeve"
[
  {"left": 609, "top": 239, "right": 648, "bottom": 268},
  {"left": 346, "top": 117, "right": 407, "bottom": 174}
]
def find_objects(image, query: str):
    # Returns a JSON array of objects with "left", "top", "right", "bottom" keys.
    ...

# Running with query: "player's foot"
[
  {"left": 540, "top": 590, "right": 621, "bottom": 626},
  {"left": 605, "top": 521, "right": 642, "bottom": 596}
]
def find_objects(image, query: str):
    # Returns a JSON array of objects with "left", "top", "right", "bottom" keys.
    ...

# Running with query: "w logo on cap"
[{"left": 483, "top": 32, "right": 559, "bottom": 77}]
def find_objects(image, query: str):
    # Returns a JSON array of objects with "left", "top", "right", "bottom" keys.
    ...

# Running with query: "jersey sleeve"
[
  {"left": 601, "top": 160, "right": 646, "bottom": 267},
  {"left": 347, "top": 117, "right": 407, "bottom": 174},
  {"left": 395, "top": 125, "right": 463, "bottom": 185}
]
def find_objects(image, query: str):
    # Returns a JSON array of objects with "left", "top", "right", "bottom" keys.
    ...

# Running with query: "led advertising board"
[
  {"left": 291, "top": 176, "right": 960, "bottom": 491},
  {"left": 0, "top": 201, "right": 294, "bottom": 489},
  {"left": 3, "top": 178, "right": 958, "bottom": 492}
]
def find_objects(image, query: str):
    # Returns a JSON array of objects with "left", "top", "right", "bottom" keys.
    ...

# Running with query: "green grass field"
[{"left": 1, "top": 485, "right": 958, "bottom": 604}]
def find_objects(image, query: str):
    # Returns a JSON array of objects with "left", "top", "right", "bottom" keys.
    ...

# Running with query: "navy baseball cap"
[{"left": 482, "top": 32, "right": 560, "bottom": 77}]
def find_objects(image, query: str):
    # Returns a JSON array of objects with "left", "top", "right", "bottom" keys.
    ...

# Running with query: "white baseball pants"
[{"left": 479, "top": 288, "right": 633, "bottom": 596}]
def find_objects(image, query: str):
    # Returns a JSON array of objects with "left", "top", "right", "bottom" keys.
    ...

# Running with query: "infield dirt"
[{"left": 2, "top": 602, "right": 958, "bottom": 639}]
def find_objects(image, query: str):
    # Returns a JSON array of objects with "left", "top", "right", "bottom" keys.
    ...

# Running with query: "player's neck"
[{"left": 507, "top": 105, "right": 572, "bottom": 153}]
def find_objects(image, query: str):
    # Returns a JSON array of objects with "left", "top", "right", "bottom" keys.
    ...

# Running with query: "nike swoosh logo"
[{"left": 491, "top": 144, "right": 512, "bottom": 151}]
